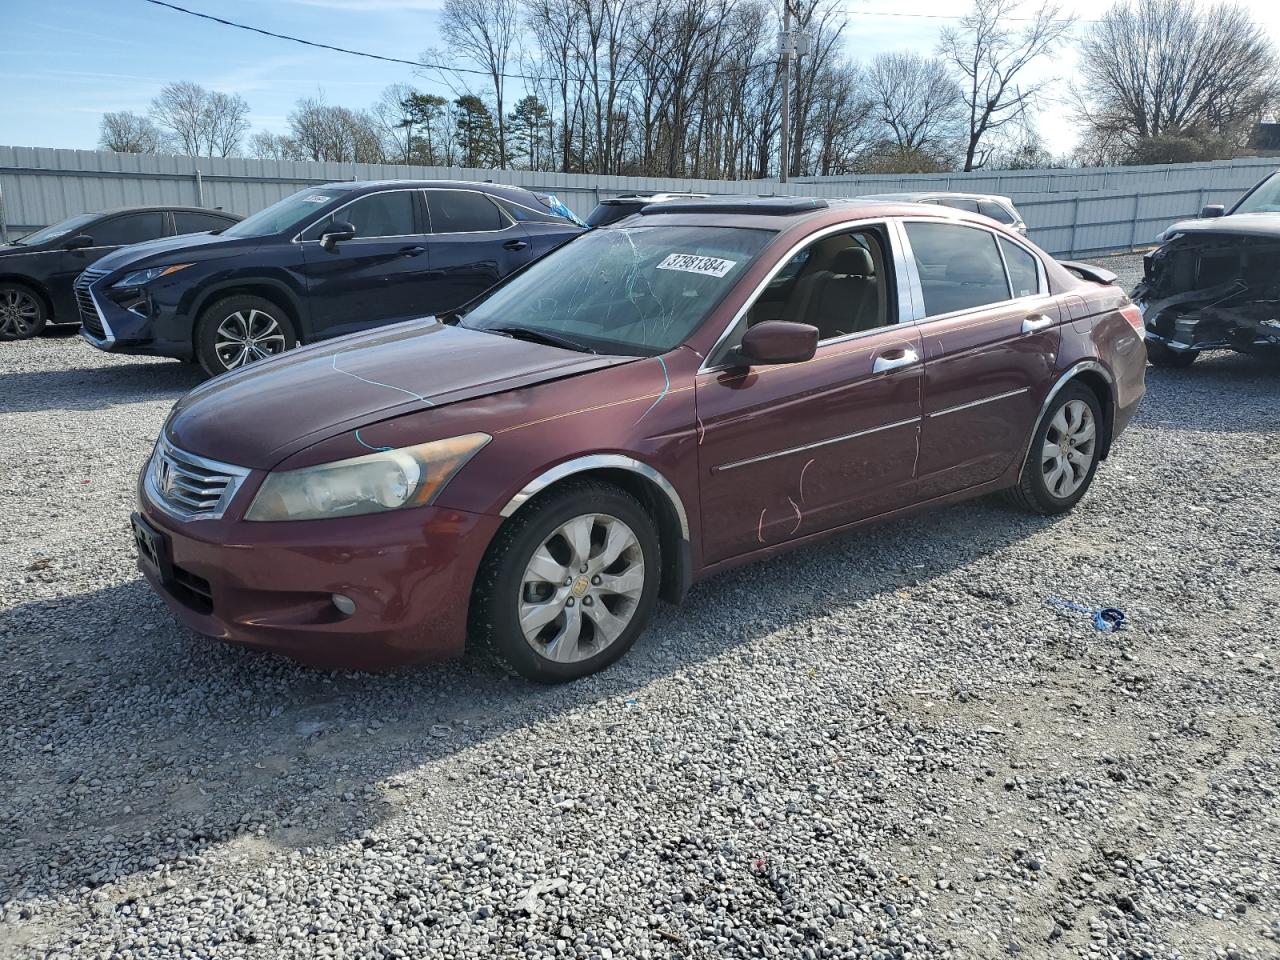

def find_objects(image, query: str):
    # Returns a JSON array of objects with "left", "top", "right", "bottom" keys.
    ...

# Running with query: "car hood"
[
  {"left": 0, "top": 240, "right": 53, "bottom": 256},
  {"left": 91, "top": 231, "right": 258, "bottom": 273},
  {"left": 1157, "top": 211, "right": 1280, "bottom": 242},
  {"left": 166, "top": 320, "right": 637, "bottom": 469}
]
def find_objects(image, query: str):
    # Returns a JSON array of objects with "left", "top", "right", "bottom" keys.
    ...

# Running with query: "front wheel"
[
  {"left": 1004, "top": 383, "right": 1103, "bottom": 515},
  {"left": 1146, "top": 340, "right": 1198, "bottom": 368},
  {"left": 195, "top": 295, "right": 297, "bottom": 377},
  {"left": 0, "top": 283, "right": 47, "bottom": 340},
  {"left": 472, "top": 480, "right": 661, "bottom": 683}
]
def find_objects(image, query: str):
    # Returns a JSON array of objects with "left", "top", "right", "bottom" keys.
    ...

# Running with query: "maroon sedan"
[{"left": 132, "top": 197, "right": 1146, "bottom": 681}]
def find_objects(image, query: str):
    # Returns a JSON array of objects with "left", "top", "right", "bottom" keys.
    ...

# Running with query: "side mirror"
[
  {"left": 319, "top": 220, "right": 356, "bottom": 251},
  {"left": 732, "top": 320, "right": 818, "bottom": 367},
  {"left": 64, "top": 234, "right": 94, "bottom": 250},
  {"left": 1200, "top": 204, "right": 1225, "bottom": 219}
]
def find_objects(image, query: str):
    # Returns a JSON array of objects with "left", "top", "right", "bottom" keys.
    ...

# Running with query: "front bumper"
[
  {"left": 78, "top": 278, "right": 194, "bottom": 360},
  {"left": 135, "top": 487, "right": 502, "bottom": 670}
]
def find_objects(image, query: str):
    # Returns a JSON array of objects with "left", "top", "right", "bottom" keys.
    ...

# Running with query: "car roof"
[
  {"left": 859, "top": 191, "right": 1015, "bottom": 205},
  {"left": 83, "top": 205, "right": 242, "bottom": 220},
  {"left": 321, "top": 179, "right": 546, "bottom": 200},
  {"left": 606, "top": 195, "right": 994, "bottom": 231}
]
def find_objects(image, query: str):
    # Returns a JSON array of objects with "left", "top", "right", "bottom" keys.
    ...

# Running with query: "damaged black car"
[{"left": 1134, "top": 169, "right": 1280, "bottom": 367}]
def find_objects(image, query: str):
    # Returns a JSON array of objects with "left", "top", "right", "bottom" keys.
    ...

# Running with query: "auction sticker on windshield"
[
  {"left": 657, "top": 253, "right": 738, "bottom": 278},
  {"left": 301, "top": 195, "right": 332, "bottom": 203}
]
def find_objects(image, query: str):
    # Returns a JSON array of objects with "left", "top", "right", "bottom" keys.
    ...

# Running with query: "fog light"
[{"left": 332, "top": 593, "right": 356, "bottom": 616}]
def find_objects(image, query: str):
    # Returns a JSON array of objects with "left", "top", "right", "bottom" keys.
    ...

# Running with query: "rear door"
[
  {"left": 52, "top": 210, "right": 169, "bottom": 321},
  {"left": 902, "top": 219, "right": 1062, "bottom": 498},
  {"left": 423, "top": 189, "right": 536, "bottom": 312},
  {"left": 695, "top": 222, "right": 923, "bottom": 564},
  {"left": 299, "top": 188, "right": 433, "bottom": 338}
]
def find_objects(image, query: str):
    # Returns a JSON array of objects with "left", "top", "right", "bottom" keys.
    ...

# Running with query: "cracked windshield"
[{"left": 458, "top": 225, "right": 774, "bottom": 355}]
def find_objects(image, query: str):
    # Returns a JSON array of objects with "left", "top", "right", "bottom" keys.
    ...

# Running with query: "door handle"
[
  {"left": 503, "top": 239, "right": 529, "bottom": 251},
  {"left": 1022, "top": 313, "right": 1054, "bottom": 333},
  {"left": 872, "top": 347, "right": 919, "bottom": 373},
  {"left": 399, "top": 245, "right": 427, "bottom": 257}
]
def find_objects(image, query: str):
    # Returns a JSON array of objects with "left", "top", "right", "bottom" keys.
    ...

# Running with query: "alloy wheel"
[
  {"left": 518, "top": 513, "right": 645, "bottom": 664},
  {"left": 0, "top": 289, "right": 40, "bottom": 338},
  {"left": 214, "top": 309, "right": 286, "bottom": 370},
  {"left": 1041, "top": 399, "right": 1096, "bottom": 498}
]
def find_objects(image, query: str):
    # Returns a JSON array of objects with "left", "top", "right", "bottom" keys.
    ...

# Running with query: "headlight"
[
  {"left": 114, "top": 264, "right": 193, "bottom": 287},
  {"left": 244, "top": 433, "right": 491, "bottom": 522}
]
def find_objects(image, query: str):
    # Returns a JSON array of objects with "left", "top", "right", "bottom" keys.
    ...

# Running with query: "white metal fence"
[{"left": 1, "top": 145, "right": 1274, "bottom": 258}]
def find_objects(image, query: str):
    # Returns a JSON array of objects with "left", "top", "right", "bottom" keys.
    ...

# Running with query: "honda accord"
[{"left": 132, "top": 196, "right": 1146, "bottom": 682}]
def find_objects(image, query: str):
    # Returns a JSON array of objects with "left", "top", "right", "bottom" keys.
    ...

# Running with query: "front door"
[
  {"left": 300, "top": 189, "right": 433, "bottom": 338},
  {"left": 901, "top": 220, "right": 1063, "bottom": 498},
  {"left": 51, "top": 210, "right": 169, "bottom": 320},
  {"left": 423, "top": 188, "right": 536, "bottom": 313},
  {"left": 695, "top": 224, "right": 923, "bottom": 565}
]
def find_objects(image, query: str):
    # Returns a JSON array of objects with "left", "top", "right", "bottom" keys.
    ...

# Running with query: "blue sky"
[{"left": 2, "top": 0, "right": 1277, "bottom": 159}]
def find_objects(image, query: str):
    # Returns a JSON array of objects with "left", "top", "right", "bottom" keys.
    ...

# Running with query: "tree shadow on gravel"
[
  {"left": 0, "top": 361, "right": 202, "bottom": 414},
  {"left": 1138, "top": 351, "right": 1280, "bottom": 435},
  {"left": 0, "top": 496, "right": 1063, "bottom": 903}
]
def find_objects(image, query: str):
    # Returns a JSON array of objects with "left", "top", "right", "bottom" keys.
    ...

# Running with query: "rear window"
[
  {"left": 935, "top": 197, "right": 981, "bottom": 214},
  {"left": 979, "top": 200, "right": 1017, "bottom": 224}
]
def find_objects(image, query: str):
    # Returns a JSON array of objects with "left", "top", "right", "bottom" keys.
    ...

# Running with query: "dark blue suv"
[{"left": 77, "top": 180, "right": 586, "bottom": 375}]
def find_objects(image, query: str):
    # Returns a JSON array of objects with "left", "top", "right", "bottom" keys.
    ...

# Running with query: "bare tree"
[
  {"left": 865, "top": 51, "right": 966, "bottom": 166},
  {"left": 98, "top": 111, "right": 161, "bottom": 153},
  {"left": 287, "top": 97, "right": 386, "bottom": 163},
  {"left": 939, "top": 0, "right": 1075, "bottom": 171},
  {"left": 247, "top": 130, "right": 298, "bottom": 160},
  {"left": 438, "top": 0, "right": 519, "bottom": 167},
  {"left": 1076, "top": 0, "right": 1280, "bottom": 159},
  {"left": 149, "top": 81, "right": 249, "bottom": 157}
]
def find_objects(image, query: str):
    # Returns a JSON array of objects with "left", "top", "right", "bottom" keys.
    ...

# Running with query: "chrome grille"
[
  {"left": 74, "top": 268, "right": 110, "bottom": 340},
  {"left": 144, "top": 439, "right": 250, "bottom": 521}
]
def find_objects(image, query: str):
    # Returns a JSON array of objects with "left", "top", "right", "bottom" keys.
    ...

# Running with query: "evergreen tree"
[{"left": 453, "top": 95, "right": 499, "bottom": 168}]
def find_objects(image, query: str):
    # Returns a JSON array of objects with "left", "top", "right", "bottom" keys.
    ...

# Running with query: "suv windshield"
[
  {"left": 1233, "top": 173, "right": 1280, "bottom": 214},
  {"left": 221, "top": 188, "right": 351, "bottom": 238},
  {"left": 14, "top": 213, "right": 98, "bottom": 246},
  {"left": 459, "top": 224, "right": 774, "bottom": 355}
]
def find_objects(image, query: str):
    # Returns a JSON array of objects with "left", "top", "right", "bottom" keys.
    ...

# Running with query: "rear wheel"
[
  {"left": 0, "top": 283, "right": 47, "bottom": 340},
  {"left": 472, "top": 480, "right": 661, "bottom": 683},
  {"left": 1004, "top": 383, "right": 1103, "bottom": 515},
  {"left": 1146, "top": 340, "right": 1198, "bottom": 368},
  {"left": 195, "top": 295, "right": 296, "bottom": 377}
]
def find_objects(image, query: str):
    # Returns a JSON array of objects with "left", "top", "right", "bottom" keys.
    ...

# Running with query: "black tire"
[
  {"left": 0, "top": 283, "right": 48, "bottom": 340},
  {"left": 195, "top": 294, "right": 297, "bottom": 377},
  {"left": 1004, "top": 382, "right": 1104, "bottom": 516},
  {"left": 1146, "top": 340, "right": 1198, "bottom": 368},
  {"left": 471, "top": 480, "right": 661, "bottom": 683}
]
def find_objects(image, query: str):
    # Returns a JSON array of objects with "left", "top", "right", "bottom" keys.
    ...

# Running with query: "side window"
[
  {"left": 337, "top": 191, "right": 417, "bottom": 238},
  {"left": 978, "top": 200, "right": 1016, "bottom": 224},
  {"left": 91, "top": 212, "right": 166, "bottom": 246},
  {"left": 1000, "top": 237, "right": 1040, "bottom": 299},
  {"left": 905, "top": 221, "right": 1012, "bottom": 317},
  {"left": 936, "top": 197, "right": 980, "bottom": 213},
  {"left": 174, "top": 212, "right": 234, "bottom": 234},
  {"left": 426, "top": 190, "right": 506, "bottom": 233},
  {"left": 719, "top": 228, "right": 891, "bottom": 358}
]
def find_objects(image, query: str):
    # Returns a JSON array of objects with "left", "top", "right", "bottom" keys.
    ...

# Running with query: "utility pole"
[{"left": 779, "top": 2, "right": 791, "bottom": 184}]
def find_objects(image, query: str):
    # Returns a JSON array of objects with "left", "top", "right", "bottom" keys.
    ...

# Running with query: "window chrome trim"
[
  {"left": 699, "top": 217, "right": 913, "bottom": 374},
  {"left": 499, "top": 454, "right": 690, "bottom": 541},
  {"left": 292, "top": 187, "right": 423, "bottom": 243},
  {"left": 927, "top": 387, "right": 1029, "bottom": 419},
  {"left": 714, "top": 416, "right": 921, "bottom": 472}
]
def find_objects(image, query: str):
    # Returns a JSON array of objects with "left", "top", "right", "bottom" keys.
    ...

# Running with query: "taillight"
[{"left": 1119, "top": 302, "right": 1145, "bottom": 332}]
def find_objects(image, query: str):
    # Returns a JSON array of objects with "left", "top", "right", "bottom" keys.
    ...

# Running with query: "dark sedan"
[
  {"left": 132, "top": 196, "right": 1147, "bottom": 682},
  {"left": 77, "top": 181, "right": 586, "bottom": 376},
  {"left": 0, "top": 206, "right": 240, "bottom": 339}
]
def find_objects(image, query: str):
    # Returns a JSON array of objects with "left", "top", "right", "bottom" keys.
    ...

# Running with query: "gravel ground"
[{"left": 2, "top": 259, "right": 1277, "bottom": 959}]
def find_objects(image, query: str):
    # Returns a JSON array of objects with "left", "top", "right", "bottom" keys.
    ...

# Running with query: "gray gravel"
[{"left": 2, "top": 274, "right": 1278, "bottom": 959}]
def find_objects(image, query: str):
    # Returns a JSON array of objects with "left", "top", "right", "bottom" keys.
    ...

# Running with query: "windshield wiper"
[{"left": 487, "top": 324, "right": 596, "bottom": 354}]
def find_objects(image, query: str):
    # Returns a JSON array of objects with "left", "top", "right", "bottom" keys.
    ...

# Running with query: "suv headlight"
[
  {"left": 245, "top": 433, "right": 491, "bottom": 522},
  {"left": 114, "top": 264, "right": 193, "bottom": 287}
]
